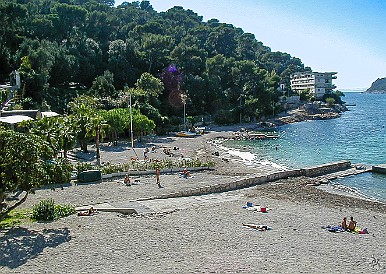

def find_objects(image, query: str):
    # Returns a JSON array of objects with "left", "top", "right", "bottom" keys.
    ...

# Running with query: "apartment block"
[{"left": 290, "top": 72, "right": 337, "bottom": 99}]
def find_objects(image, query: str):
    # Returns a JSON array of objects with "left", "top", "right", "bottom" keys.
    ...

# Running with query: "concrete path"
[{"left": 77, "top": 191, "right": 245, "bottom": 215}]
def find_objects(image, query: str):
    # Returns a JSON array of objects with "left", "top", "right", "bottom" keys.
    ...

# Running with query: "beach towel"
[
  {"left": 321, "top": 225, "right": 346, "bottom": 233},
  {"left": 322, "top": 225, "right": 369, "bottom": 234}
]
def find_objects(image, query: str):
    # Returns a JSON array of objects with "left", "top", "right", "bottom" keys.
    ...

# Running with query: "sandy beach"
[{"left": 1, "top": 124, "right": 385, "bottom": 273}]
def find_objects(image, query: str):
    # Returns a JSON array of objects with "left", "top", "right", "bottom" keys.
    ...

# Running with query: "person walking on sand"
[
  {"left": 155, "top": 167, "right": 161, "bottom": 188},
  {"left": 144, "top": 148, "right": 149, "bottom": 160}
]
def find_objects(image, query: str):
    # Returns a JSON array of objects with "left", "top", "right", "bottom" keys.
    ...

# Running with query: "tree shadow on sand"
[{"left": 0, "top": 227, "right": 71, "bottom": 269}]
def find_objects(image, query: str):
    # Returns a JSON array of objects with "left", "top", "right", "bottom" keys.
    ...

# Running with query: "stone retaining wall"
[{"left": 142, "top": 160, "right": 352, "bottom": 201}]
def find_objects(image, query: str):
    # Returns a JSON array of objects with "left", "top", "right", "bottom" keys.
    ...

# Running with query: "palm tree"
[{"left": 87, "top": 112, "right": 109, "bottom": 165}]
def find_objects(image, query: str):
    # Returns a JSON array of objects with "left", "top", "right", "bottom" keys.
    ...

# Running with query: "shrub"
[
  {"left": 54, "top": 204, "right": 76, "bottom": 219},
  {"left": 46, "top": 158, "right": 73, "bottom": 184},
  {"left": 75, "top": 162, "right": 96, "bottom": 174},
  {"left": 32, "top": 199, "right": 75, "bottom": 221},
  {"left": 32, "top": 199, "right": 55, "bottom": 221}
]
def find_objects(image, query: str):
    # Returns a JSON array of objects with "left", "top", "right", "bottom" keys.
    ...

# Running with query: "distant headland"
[{"left": 365, "top": 77, "right": 386, "bottom": 94}]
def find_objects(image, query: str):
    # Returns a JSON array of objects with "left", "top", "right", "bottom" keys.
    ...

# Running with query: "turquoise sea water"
[{"left": 223, "top": 92, "right": 386, "bottom": 201}]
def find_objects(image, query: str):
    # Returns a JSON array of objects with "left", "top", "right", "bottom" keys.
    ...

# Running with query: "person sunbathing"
[
  {"left": 124, "top": 174, "right": 131, "bottom": 186},
  {"left": 242, "top": 223, "right": 269, "bottom": 231},
  {"left": 181, "top": 168, "right": 191, "bottom": 178},
  {"left": 341, "top": 217, "right": 348, "bottom": 230},
  {"left": 348, "top": 216, "right": 357, "bottom": 231},
  {"left": 78, "top": 207, "right": 96, "bottom": 216}
]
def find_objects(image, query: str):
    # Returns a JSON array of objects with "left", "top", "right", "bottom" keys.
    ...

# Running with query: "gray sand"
[{"left": 1, "top": 125, "right": 385, "bottom": 273}]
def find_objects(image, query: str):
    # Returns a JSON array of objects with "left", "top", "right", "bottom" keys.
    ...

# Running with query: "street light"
[
  {"left": 129, "top": 93, "right": 134, "bottom": 148},
  {"left": 181, "top": 92, "right": 187, "bottom": 131}
]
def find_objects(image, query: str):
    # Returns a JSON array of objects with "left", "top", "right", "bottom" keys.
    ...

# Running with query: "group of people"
[
  {"left": 143, "top": 146, "right": 157, "bottom": 160},
  {"left": 122, "top": 166, "right": 191, "bottom": 189},
  {"left": 341, "top": 216, "right": 357, "bottom": 231},
  {"left": 122, "top": 169, "right": 161, "bottom": 188}
]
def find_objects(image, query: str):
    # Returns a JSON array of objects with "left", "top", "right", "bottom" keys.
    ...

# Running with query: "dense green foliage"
[
  {"left": 0, "top": 129, "right": 72, "bottom": 219},
  {"left": 1, "top": 0, "right": 310, "bottom": 127},
  {"left": 32, "top": 199, "right": 75, "bottom": 221}
]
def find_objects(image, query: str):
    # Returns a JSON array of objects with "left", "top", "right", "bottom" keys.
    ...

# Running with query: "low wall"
[
  {"left": 301, "top": 160, "right": 351, "bottom": 177},
  {"left": 144, "top": 160, "right": 352, "bottom": 200}
]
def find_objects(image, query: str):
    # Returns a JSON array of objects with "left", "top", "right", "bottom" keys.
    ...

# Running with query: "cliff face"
[{"left": 366, "top": 77, "right": 386, "bottom": 93}]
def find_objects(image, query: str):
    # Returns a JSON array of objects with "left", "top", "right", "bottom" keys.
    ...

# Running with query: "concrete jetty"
[{"left": 372, "top": 164, "right": 386, "bottom": 174}]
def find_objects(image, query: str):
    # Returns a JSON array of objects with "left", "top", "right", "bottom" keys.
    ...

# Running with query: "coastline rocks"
[{"left": 273, "top": 104, "right": 344, "bottom": 125}]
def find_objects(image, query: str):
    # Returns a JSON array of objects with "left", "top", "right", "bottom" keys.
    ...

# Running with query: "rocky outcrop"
[
  {"left": 272, "top": 102, "right": 346, "bottom": 125},
  {"left": 366, "top": 77, "right": 386, "bottom": 93}
]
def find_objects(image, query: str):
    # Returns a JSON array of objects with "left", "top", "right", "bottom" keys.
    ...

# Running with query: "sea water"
[{"left": 223, "top": 92, "right": 386, "bottom": 201}]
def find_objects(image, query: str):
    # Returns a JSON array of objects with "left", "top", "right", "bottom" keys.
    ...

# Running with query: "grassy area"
[{"left": 0, "top": 208, "right": 33, "bottom": 229}]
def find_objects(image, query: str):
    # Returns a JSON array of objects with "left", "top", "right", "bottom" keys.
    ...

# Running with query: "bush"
[
  {"left": 75, "top": 162, "right": 96, "bottom": 174},
  {"left": 32, "top": 199, "right": 55, "bottom": 221},
  {"left": 46, "top": 158, "right": 73, "bottom": 184},
  {"left": 54, "top": 204, "right": 76, "bottom": 219},
  {"left": 32, "top": 199, "right": 75, "bottom": 221}
]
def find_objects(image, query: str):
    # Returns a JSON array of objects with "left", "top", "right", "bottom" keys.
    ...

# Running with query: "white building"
[{"left": 290, "top": 71, "right": 337, "bottom": 99}]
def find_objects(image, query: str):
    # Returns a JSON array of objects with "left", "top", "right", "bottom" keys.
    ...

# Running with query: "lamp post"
[
  {"left": 238, "top": 94, "right": 244, "bottom": 124},
  {"left": 129, "top": 93, "right": 134, "bottom": 149},
  {"left": 183, "top": 100, "right": 186, "bottom": 131},
  {"left": 181, "top": 92, "right": 187, "bottom": 131}
]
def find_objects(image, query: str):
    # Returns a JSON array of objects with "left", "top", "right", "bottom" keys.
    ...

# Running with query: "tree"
[
  {"left": 135, "top": 72, "right": 164, "bottom": 97},
  {"left": 89, "top": 70, "right": 116, "bottom": 98},
  {"left": 138, "top": 34, "right": 174, "bottom": 73},
  {"left": 100, "top": 108, "right": 131, "bottom": 144},
  {"left": 107, "top": 39, "right": 138, "bottom": 89},
  {"left": 0, "top": 129, "right": 54, "bottom": 220},
  {"left": 325, "top": 97, "right": 335, "bottom": 107},
  {"left": 68, "top": 95, "right": 99, "bottom": 152},
  {"left": 57, "top": 116, "right": 77, "bottom": 158},
  {"left": 132, "top": 108, "right": 156, "bottom": 141},
  {"left": 22, "top": 116, "right": 61, "bottom": 156},
  {"left": 87, "top": 112, "right": 108, "bottom": 165}
]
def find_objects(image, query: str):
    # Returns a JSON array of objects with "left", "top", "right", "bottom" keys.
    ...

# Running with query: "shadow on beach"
[{"left": 0, "top": 227, "right": 71, "bottom": 269}]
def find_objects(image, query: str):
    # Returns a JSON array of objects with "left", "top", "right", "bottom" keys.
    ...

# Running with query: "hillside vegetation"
[{"left": 0, "top": 0, "right": 311, "bottom": 127}]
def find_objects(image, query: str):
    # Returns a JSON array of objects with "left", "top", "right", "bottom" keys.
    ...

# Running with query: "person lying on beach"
[
  {"left": 78, "top": 207, "right": 97, "bottom": 216},
  {"left": 242, "top": 223, "right": 270, "bottom": 231},
  {"left": 348, "top": 216, "right": 357, "bottom": 231},
  {"left": 124, "top": 175, "right": 131, "bottom": 186}
]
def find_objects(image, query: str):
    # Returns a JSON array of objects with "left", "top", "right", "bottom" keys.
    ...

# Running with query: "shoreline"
[{"left": 2, "top": 109, "right": 386, "bottom": 273}]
